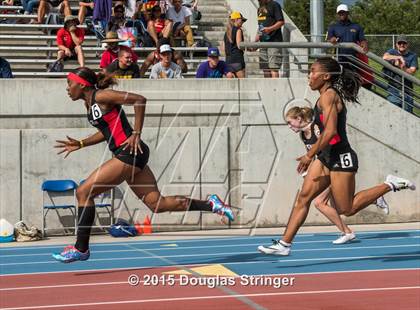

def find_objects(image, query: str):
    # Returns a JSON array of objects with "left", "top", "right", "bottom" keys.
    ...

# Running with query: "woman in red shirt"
[
  {"left": 56, "top": 15, "right": 85, "bottom": 67},
  {"left": 147, "top": 5, "right": 172, "bottom": 47}
]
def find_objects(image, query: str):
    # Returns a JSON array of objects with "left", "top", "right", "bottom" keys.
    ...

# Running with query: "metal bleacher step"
[{"left": 12, "top": 71, "right": 198, "bottom": 77}]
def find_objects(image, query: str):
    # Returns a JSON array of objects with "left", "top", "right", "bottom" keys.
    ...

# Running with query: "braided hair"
[{"left": 315, "top": 57, "right": 362, "bottom": 104}]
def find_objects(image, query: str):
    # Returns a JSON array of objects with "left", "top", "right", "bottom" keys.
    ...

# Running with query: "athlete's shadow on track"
[
  {"left": 270, "top": 250, "right": 420, "bottom": 269},
  {"left": 358, "top": 232, "right": 415, "bottom": 239},
  {"left": 74, "top": 267, "right": 158, "bottom": 277}
]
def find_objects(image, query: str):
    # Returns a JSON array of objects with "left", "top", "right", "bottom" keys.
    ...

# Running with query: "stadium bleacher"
[{"left": 0, "top": 0, "right": 229, "bottom": 77}]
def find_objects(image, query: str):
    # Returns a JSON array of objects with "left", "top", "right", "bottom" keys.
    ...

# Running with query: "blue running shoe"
[
  {"left": 208, "top": 194, "right": 234, "bottom": 222},
  {"left": 52, "top": 245, "right": 90, "bottom": 263}
]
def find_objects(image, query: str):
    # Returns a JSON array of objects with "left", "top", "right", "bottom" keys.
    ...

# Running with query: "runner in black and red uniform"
[
  {"left": 258, "top": 57, "right": 416, "bottom": 256},
  {"left": 52, "top": 67, "right": 234, "bottom": 263},
  {"left": 284, "top": 106, "right": 390, "bottom": 245}
]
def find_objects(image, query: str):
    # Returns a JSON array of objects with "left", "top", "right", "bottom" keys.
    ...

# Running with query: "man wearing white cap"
[
  {"left": 327, "top": 4, "right": 368, "bottom": 69},
  {"left": 150, "top": 44, "right": 183, "bottom": 79}
]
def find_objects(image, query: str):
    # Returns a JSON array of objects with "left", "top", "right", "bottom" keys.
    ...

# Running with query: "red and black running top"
[
  {"left": 313, "top": 86, "right": 350, "bottom": 150},
  {"left": 87, "top": 90, "right": 133, "bottom": 153}
]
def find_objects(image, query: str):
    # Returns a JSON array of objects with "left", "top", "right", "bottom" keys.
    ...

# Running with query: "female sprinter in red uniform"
[
  {"left": 258, "top": 57, "right": 415, "bottom": 255},
  {"left": 53, "top": 67, "right": 233, "bottom": 263},
  {"left": 285, "top": 106, "right": 389, "bottom": 244}
]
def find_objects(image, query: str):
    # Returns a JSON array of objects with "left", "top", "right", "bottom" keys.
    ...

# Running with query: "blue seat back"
[{"left": 41, "top": 180, "right": 78, "bottom": 192}]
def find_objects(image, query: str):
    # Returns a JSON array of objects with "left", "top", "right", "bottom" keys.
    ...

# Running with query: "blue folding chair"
[
  {"left": 41, "top": 180, "right": 78, "bottom": 237},
  {"left": 80, "top": 180, "right": 114, "bottom": 228}
]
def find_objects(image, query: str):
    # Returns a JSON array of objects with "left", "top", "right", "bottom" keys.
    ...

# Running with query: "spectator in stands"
[
  {"left": 160, "top": 0, "right": 171, "bottom": 14},
  {"left": 256, "top": 0, "right": 284, "bottom": 78},
  {"left": 92, "top": 0, "right": 112, "bottom": 30},
  {"left": 150, "top": 44, "right": 183, "bottom": 78},
  {"left": 35, "top": 0, "right": 71, "bottom": 24},
  {"left": 77, "top": 0, "right": 94, "bottom": 24},
  {"left": 21, "top": 0, "right": 40, "bottom": 16},
  {"left": 147, "top": 5, "right": 173, "bottom": 47},
  {"left": 107, "top": 4, "right": 126, "bottom": 32},
  {"left": 140, "top": 37, "right": 187, "bottom": 77},
  {"left": 0, "top": 57, "right": 13, "bottom": 78},
  {"left": 224, "top": 11, "right": 246, "bottom": 78},
  {"left": 182, "top": 0, "right": 200, "bottom": 25},
  {"left": 166, "top": 0, "right": 194, "bottom": 47},
  {"left": 56, "top": 15, "right": 85, "bottom": 67},
  {"left": 100, "top": 31, "right": 139, "bottom": 70},
  {"left": 383, "top": 35, "right": 418, "bottom": 113},
  {"left": 327, "top": 4, "right": 368, "bottom": 69},
  {"left": 196, "top": 47, "right": 234, "bottom": 79},
  {"left": 106, "top": 48, "right": 140, "bottom": 78},
  {"left": 133, "top": 2, "right": 150, "bottom": 26}
]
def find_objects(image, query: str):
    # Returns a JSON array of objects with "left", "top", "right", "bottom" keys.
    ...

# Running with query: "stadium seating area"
[{"left": 0, "top": 0, "right": 229, "bottom": 77}]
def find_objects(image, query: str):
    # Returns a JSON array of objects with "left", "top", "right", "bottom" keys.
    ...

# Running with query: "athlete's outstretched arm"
[
  {"left": 55, "top": 131, "right": 106, "bottom": 158},
  {"left": 95, "top": 90, "right": 147, "bottom": 156},
  {"left": 297, "top": 91, "right": 338, "bottom": 173},
  {"left": 81, "top": 130, "right": 107, "bottom": 147}
]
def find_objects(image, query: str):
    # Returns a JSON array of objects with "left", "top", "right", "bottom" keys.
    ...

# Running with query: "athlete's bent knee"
[
  {"left": 342, "top": 209, "right": 355, "bottom": 217},
  {"left": 76, "top": 186, "right": 93, "bottom": 202}
]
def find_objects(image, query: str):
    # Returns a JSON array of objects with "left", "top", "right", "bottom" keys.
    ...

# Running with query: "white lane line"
[
  {"left": 2, "top": 268, "right": 419, "bottom": 292},
  {"left": 2, "top": 235, "right": 419, "bottom": 258},
  {"left": 1, "top": 244, "right": 419, "bottom": 266},
  {"left": 2, "top": 286, "right": 420, "bottom": 309},
  {"left": 1, "top": 229, "right": 418, "bottom": 251}
]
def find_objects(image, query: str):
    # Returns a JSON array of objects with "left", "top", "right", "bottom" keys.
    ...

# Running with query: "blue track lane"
[{"left": 1, "top": 229, "right": 419, "bottom": 276}]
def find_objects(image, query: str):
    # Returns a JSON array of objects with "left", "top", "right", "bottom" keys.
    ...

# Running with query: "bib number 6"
[
  {"left": 340, "top": 152, "right": 353, "bottom": 168},
  {"left": 91, "top": 103, "right": 103, "bottom": 120}
]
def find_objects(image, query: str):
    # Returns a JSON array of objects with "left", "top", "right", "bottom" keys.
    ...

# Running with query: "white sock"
[
  {"left": 384, "top": 181, "right": 394, "bottom": 191},
  {"left": 280, "top": 240, "right": 291, "bottom": 247}
]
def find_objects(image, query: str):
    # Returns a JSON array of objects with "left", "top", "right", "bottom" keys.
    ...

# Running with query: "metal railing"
[
  {"left": 239, "top": 41, "right": 420, "bottom": 115},
  {"left": 305, "top": 34, "right": 420, "bottom": 56}
]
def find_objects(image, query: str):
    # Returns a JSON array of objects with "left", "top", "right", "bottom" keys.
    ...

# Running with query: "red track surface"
[{"left": 1, "top": 268, "right": 419, "bottom": 310}]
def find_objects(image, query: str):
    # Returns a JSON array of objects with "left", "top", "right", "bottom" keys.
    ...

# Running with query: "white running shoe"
[
  {"left": 332, "top": 232, "right": 356, "bottom": 244},
  {"left": 258, "top": 239, "right": 291, "bottom": 256},
  {"left": 375, "top": 196, "right": 389, "bottom": 215},
  {"left": 385, "top": 175, "right": 416, "bottom": 192}
]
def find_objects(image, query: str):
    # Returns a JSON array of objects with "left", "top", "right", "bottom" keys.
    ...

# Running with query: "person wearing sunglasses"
[
  {"left": 327, "top": 4, "right": 368, "bottom": 70},
  {"left": 383, "top": 35, "right": 418, "bottom": 113}
]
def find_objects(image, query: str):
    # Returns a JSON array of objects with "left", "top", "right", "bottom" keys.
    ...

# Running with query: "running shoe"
[
  {"left": 385, "top": 175, "right": 416, "bottom": 192},
  {"left": 375, "top": 196, "right": 389, "bottom": 215},
  {"left": 52, "top": 245, "right": 90, "bottom": 263},
  {"left": 208, "top": 194, "right": 234, "bottom": 222},
  {"left": 332, "top": 232, "right": 356, "bottom": 244},
  {"left": 258, "top": 239, "right": 291, "bottom": 256}
]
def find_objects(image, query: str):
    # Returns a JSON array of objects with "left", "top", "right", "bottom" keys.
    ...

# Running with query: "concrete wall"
[{"left": 0, "top": 79, "right": 419, "bottom": 233}]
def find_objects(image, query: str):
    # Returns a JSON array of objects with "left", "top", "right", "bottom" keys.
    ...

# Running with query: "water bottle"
[{"left": 258, "top": 24, "right": 271, "bottom": 42}]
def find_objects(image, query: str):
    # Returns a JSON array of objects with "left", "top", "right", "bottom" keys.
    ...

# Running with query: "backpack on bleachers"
[
  {"left": 196, "top": 38, "right": 212, "bottom": 48},
  {"left": 47, "top": 60, "right": 64, "bottom": 72}
]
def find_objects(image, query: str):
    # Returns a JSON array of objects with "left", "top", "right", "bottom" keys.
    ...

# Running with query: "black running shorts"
[{"left": 318, "top": 146, "right": 359, "bottom": 173}]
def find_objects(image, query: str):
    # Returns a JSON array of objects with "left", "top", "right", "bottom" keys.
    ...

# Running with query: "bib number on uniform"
[
  {"left": 91, "top": 103, "right": 103, "bottom": 120},
  {"left": 340, "top": 152, "right": 353, "bottom": 168}
]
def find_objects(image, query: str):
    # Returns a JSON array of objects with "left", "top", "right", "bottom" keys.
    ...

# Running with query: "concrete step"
[
  {"left": 196, "top": 25, "right": 226, "bottom": 32},
  {"left": 197, "top": 6, "right": 228, "bottom": 13},
  {"left": 199, "top": 31, "right": 224, "bottom": 42},
  {"left": 199, "top": 0, "right": 227, "bottom": 3},
  {"left": 197, "top": 20, "right": 226, "bottom": 27}
]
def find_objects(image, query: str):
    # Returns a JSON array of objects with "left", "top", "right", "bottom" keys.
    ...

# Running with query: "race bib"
[
  {"left": 340, "top": 152, "right": 353, "bottom": 168},
  {"left": 91, "top": 103, "right": 103, "bottom": 120}
]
